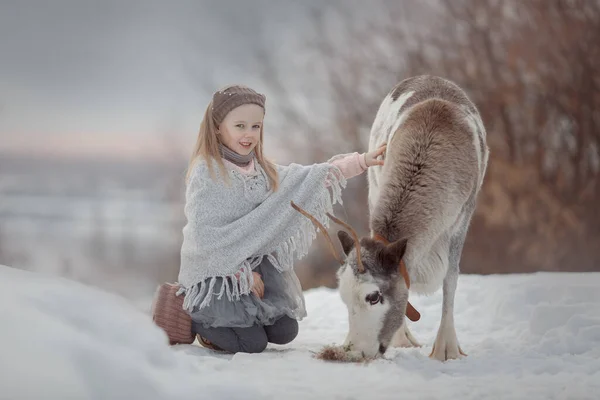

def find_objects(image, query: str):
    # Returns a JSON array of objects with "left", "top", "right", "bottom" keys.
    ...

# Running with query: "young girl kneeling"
[{"left": 159, "top": 84, "right": 385, "bottom": 353}]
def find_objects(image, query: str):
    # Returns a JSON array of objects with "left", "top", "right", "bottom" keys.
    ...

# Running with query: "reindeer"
[{"left": 293, "top": 75, "right": 489, "bottom": 361}]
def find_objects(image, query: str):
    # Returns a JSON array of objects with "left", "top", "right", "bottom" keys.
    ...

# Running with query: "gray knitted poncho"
[{"left": 177, "top": 157, "right": 346, "bottom": 312}]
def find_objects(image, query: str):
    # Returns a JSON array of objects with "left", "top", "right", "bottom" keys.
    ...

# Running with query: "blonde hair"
[{"left": 185, "top": 100, "right": 279, "bottom": 191}]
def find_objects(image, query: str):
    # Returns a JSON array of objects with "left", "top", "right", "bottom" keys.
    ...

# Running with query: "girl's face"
[{"left": 218, "top": 104, "right": 264, "bottom": 155}]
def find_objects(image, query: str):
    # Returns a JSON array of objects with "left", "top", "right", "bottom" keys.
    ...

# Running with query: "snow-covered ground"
[{"left": 1, "top": 264, "right": 599, "bottom": 400}]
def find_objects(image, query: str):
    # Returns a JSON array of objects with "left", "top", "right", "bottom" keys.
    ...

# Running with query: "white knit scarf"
[{"left": 177, "top": 156, "right": 346, "bottom": 312}]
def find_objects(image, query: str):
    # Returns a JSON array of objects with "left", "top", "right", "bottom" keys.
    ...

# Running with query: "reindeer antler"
[
  {"left": 325, "top": 212, "right": 365, "bottom": 273},
  {"left": 290, "top": 201, "right": 344, "bottom": 265}
]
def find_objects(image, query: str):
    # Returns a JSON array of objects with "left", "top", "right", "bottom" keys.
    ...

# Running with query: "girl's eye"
[
  {"left": 252, "top": 125, "right": 261, "bottom": 129},
  {"left": 365, "top": 291, "right": 382, "bottom": 305},
  {"left": 235, "top": 124, "right": 244, "bottom": 129}
]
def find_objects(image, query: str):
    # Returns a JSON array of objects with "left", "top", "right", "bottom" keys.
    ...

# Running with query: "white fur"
[
  {"left": 464, "top": 110, "right": 489, "bottom": 189},
  {"left": 338, "top": 266, "right": 390, "bottom": 358},
  {"left": 367, "top": 91, "right": 414, "bottom": 212},
  {"left": 369, "top": 91, "right": 415, "bottom": 147},
  {"left": 406, "top": 236, "right": 449, "bottom": 295},
  {"left": 430, "top": 313, "right": 465, "bottom": 361}
]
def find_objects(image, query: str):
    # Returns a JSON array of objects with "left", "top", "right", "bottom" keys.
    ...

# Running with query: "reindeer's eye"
[{"left": 365, "top": 291, "right": 382, "bottom": 305}]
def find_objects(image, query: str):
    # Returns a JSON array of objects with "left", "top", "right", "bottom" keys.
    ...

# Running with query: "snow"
[{"left": 1, "top": 264, "right": 599, "bottom": 400}]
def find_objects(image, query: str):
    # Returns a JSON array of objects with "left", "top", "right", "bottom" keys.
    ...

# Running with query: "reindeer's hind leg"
[{"left": 429, "top": 229, "right": 468, "bottom": 361}]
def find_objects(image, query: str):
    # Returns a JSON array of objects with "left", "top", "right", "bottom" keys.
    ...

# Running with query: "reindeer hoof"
[{"left": 428, "top": 342, "right": 467, "bottom": 361}]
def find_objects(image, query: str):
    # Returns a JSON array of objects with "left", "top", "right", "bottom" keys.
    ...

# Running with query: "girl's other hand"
[
  {"left": 251, "top": 271, "right": 265, "bottom": 298},
  {"left": 365, "top": 143, "right": 387, "bottom": 167}
]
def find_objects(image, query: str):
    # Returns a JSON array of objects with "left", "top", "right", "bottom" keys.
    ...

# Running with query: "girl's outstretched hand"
[
  {"left": 365, "top": 143, "right": 387, "bottom": 167},
  {"left": 251, "top": 271, "right": 265, "bottom": 298}
]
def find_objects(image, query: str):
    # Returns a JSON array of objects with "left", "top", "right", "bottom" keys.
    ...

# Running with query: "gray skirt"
[{"left": 189, "top": 257, "right": 307, "bottom": 329}]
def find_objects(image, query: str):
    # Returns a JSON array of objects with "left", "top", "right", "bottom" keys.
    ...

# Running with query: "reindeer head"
[{"left": 291, "top": 201, "right": 420, "bottom": 359}]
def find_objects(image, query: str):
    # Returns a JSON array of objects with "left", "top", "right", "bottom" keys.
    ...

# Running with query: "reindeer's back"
[{"left": 368, "top": 75, "right": 488, "bottom": 244}]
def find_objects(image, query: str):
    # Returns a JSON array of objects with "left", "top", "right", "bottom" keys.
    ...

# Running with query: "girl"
[{"left": 154, "top": 84, "right": 385, "bottom": 353}]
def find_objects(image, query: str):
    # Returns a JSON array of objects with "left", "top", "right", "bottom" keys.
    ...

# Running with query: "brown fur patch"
[{"left": 371, "top": 96, "right": 479, "bottom": 243}]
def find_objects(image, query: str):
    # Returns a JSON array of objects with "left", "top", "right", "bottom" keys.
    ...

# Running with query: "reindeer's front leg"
[
  {"left": 429, "top": 267, "right": 466, "bottom": 361},
  {"left": 390, "top": 318, "right": 421, "bottom": 348}
]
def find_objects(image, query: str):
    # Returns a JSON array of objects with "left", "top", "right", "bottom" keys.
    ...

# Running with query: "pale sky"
[{"left": 0, "top": 0, "right": 327, "bottom": 159}]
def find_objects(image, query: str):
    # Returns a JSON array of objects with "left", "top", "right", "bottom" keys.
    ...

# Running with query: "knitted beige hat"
[{"left": 211, "top": 84, "right": 266, "bottom": 126}]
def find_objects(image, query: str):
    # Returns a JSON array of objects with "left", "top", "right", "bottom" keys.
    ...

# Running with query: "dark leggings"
[{"left": 192, "top": 315, "right": 299, "bottom": 353}]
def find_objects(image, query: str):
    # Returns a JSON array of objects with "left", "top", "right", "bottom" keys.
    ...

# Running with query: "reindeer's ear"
[
  {"left": 381, "top": 238, "right": 408, "bottom": 269},
  {"left": 337, "top": 230, "right": 355, "bottom": 255}
]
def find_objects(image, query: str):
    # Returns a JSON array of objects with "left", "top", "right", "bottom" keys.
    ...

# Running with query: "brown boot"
[
  {"left": 151, "top": 283, "right": 194, "bottom": 345},
  {"left": 196, "top": 334, "right": 225, "bottom": 351}
]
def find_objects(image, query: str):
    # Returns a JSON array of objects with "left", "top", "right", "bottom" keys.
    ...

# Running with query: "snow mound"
[
  {"left": 0, "top": 265, "right": 257, "bottom": 400},
  {"left": 1, "top": 264, "right": 599, "bottom": 399}
]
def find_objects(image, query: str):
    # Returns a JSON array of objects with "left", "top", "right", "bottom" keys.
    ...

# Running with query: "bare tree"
[{"left": 256, "top": 0, "right": 600, "bottom": 281}]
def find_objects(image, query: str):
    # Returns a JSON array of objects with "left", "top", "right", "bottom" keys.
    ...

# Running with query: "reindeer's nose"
[{"left": 378, "top": 343, "right": 387, "bottom": 354}]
